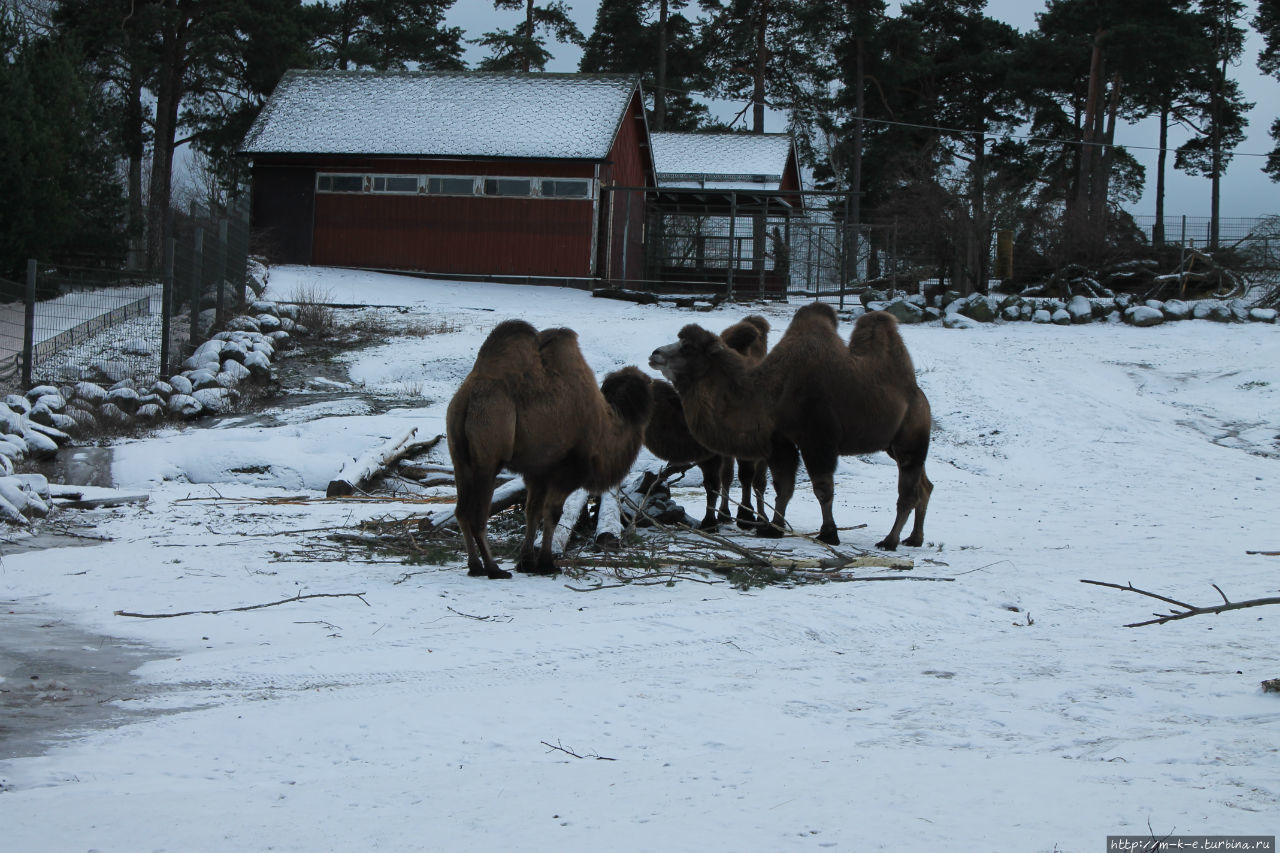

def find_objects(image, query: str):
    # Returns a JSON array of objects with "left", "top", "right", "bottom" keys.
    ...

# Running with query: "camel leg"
[
  {"left": 878, "top": 456, "right": 928, "bottom": 551},
  {"left": 901, "top": 468, "right": 933, "bottom": 548},
  {"left": 456, "top": 465, "right": 510, "bottom": 579},
  {"left": 735, "top": 459, "right": 761, "bottom": 530},
  {"left": 751, "top": 459, "right": 768, "bottom": 525},
  {"left": 758, "top": 438, "right": 798, "bottom": 539},
  {"left": 799, "top": 444, "right": 840, "bottom": 545},
  {"left": 531, "top": 490, "right": 568, "bottom": 575},
  {"left": 517, "top": 481, "right": 548, "bottom": 573},
  {"left": 716, "top": 456, "right": 734, "bottom": 525},
  {"left": 695, "top": 456, "right": 726, "bottom": 529}
]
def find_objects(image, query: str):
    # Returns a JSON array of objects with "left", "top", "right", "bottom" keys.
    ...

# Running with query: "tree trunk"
[
  {"left": 147, "top": 5, "right": 189, "bottom": 270},
  {"left": 524, "top": 0, "right": 534, "bottom": 74},
  {"left": 1071, "top": 31, "right": 1105, "bottom": 257},
  {"left": 970, "top": 129, "right": 987, "bottom": 295},
  {"left": 1090, "top": 72, "right": 1121, "bottom": 247},
  {"left": 752, "top": 0, "right": 767, "bottom": 133},
  {"left": 126, "top": 58, "right": 145, "bottom": 268},
  {"left": 1154, "top": 103, "right": 1169, "bottom": 246},
  {"left": 655, "top": 0, "right": 667, "bottom": 131}
]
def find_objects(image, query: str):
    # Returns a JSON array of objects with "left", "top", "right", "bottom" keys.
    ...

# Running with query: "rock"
[
  {"left": 1032, "top": 308, "right": 1053, "bottom": 324},
  {"left": 1066, "top": 295, "right": 1093, "bottom": 324},
  {"left": 193, "top": 387, "right": 234, "bottom": 414},
  {"left": 28, "top": 404, "right": 56, "bottom": 427},
  {"left": 73, "top": 381, "right": 108, "bottom": 403},
  {"left": 168, "top": 374, "right": 194, "bottom": 395},
  {"left": 135, "top": 403, "right": 165, "bottom": 423},
  {"left": 97, "top": 402, "right": 134, "bottom": 428},
  {"left": 1162, "top": 299, "right": 1191, "bottom": 320},
  {"left": 106, "top": 387, "right": 142, "bottom": 413},
  {"left": 122, "top": 339, "right": 153, "bottom": 356},
  {"left": 20, "top": 428, "right": 59, "bottom": 459},
  {"left": 1125, "top": 305, "right": 1165, "bottom": 327},
  {"left": 148, "top": 380, "right": 174, "bottom": 400},
  {"left": 267, "top": 330, "right": 293, "bottom": 348},
  {"left": 249, "top": 300, "right": 280, "bottom": 315},
  {"left": 256, "top": 313, "right": 282, "bottom": 332},
  {"left": 883, "top": 299, "right": 925, "bottom": 324},
  {"left": 225, "top": 315, "right": 262, "bottom": 333},
  {"left": 860, "top": 288, "right": 888, "bottom": 307},
  {"left": 1249, "top": 307, "right": 1278, "bottom": 323},
  {"left": 25, "top": 385, "right": 60, "bottom": 401},
  {"left": 85, "top": 360, "right": 131, "bottom": 384},
  {"left": 942, "top": 314, "right": 980, "bottom": 329},
  {"left": 167, "top": 394, "right": 203, "bottom": 419},
  {"left": 186, "top": 368, "right": 220, "bottom": 390},
  {"left": 219, "top": 340, "right": 249, "bottom": 363},
  {"left": 1051, "top": 308, "right": 1072, "bottom": 325},
  {"left": 1001, "top": 305, "right": 1021, "bottom": 321},
  {"left": 243, "top": 350, "right": 272, "bottom": 380},
  {"left": 958, "top": 293, "right": 997, "bottom": 323},
  {"left": 219, "top": 360, "right": 252, "bottom": 384},
  {"left": 4, "top": 394, "right": 30, "bottom": 414},
  {"left": 1228, "top": 300, "right": 1252, "bottom": 322}
]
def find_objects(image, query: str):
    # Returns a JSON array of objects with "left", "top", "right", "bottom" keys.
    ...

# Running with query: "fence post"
[
  {"left": 161, "top": 237, "right": 175, "bottom": 376},
  {"left": 215, "top": 217, "right": 228, "bottom": 326},
  {"left": 22, "top": 259, "right": 36, "bottom": 388},
  {"left": 189, "top": 225, "right": 204, "bottom": 353},
  {"left": 727, "top": 193, "right": 737, "bottom": 301}
]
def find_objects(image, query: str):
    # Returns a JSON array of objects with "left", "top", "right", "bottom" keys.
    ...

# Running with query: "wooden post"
[
  {"left": 22, "top": 259, "right": 36, "bottom": 388},
  {"left": 189, "top": 225, "right": 203, "bottom": 351},
  {"left": 160, "top": 238, "right": 175, "bottom": 376}
]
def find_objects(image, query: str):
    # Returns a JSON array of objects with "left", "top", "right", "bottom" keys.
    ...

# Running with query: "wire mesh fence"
[{"left": 0, "top": 198, "right": 252, "bottom": 394}]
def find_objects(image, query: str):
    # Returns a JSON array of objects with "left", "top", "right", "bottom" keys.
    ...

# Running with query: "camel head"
[
  {"left": 600, "top": 365, "right": 654, "bottom": 427},
  {"left": 648, "top": 324, "right": 726, "bottom": 387}
]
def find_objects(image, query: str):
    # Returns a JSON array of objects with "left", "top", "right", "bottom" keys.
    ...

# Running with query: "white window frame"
[{"left": 315, "top": 172, "right": 595, "bottom": 201}]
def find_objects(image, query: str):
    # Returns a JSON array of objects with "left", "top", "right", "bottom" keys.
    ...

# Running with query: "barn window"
[
  {"left": 540, "top": 179, "right": 591, "bottom": 198},
  {"left": 427, "top": 176, "right": 478, "bottom": 196},
  {"left": 317, "top": 173, "right": 366, "bottom": 193},
  {"left": 483, "top": 178, "right": 532, "bottom": 197},
  {"left": 372, "top": 175, "right": 420, "bottom": 194}
]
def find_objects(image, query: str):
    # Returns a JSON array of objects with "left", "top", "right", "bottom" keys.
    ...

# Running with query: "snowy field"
[{"left": 2, "top": 264, "right": 1278, "bottom": 851}]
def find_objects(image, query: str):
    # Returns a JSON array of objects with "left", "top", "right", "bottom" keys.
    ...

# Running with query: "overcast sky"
[{"left": 445, "top": 0, "right": 1276, "bottom": 221}]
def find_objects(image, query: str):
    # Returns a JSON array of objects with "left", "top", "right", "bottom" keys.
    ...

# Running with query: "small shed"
[
  {"left": 240, "top": 70, "right": 654, "bottom": 284},
  {"left": 643, "top": 132, "right": 803, "bottom": 294}
]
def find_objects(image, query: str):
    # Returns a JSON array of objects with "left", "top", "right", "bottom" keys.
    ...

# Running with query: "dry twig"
[
  {"left": 115, "top": 591, "right": 370, "bottom": 619},
  {"left": 1081, "top": 579, "right": 1280, "bottom": 627}
]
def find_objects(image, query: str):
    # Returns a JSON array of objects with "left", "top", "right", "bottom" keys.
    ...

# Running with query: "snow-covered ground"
[{"left": 2, "top": 265, "right": 1278, "bottom": 851}]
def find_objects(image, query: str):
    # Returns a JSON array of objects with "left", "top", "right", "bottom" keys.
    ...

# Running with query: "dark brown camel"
[
  {"left": 643, "top": 315, "right": 770, "bottom": 529},
  {"left": 649, "top": 303, "right": 932, "bottom": 550},
  {"left": 447, "top": 320, "right": 653, "bottom": 578}
]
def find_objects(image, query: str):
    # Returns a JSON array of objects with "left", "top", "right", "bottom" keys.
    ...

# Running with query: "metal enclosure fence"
[{"left": 0, "top": 198, "right": 251, "bottom": 393}]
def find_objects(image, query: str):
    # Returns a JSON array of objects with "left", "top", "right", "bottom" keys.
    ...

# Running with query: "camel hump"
[
  {"left": 473, "top": 319, "right": 539, "bottom": 364},
  {"left": 794, "top": 301, "right": 839, "bottom": 330},
  {"left": 850, "top": 310, "right": 916, "bottom": 374},
  {"left": 719, "top": 318, "right": 766, "bottom": 357},
  {"left": 677, "top": 323, "right": 719, "bottom": 347},
  {"left": 537, "top": 327, "right": 579, "bottom": 349},
  {"left": 601, "top": 366, "right": 654, "bottom": 426}
]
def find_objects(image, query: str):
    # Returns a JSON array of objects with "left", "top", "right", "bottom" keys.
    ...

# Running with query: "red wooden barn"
[{"left": 240, "top": 70, "right": 654, "bottom": 284}]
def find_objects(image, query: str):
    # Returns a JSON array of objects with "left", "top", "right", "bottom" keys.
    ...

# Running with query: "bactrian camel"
[
  {"left": 448, "top": 320, "right": 653, "bottom": 578},
  {"left": 649, "top": 302, "right": 932, "bottom": 550},
  {"left": 643, "top": 315, "right": 770, "bottom": 529}
]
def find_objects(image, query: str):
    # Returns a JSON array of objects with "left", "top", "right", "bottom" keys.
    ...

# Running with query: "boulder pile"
[{"left": 0, "top": 300, "right": 305, "bottom": 523}]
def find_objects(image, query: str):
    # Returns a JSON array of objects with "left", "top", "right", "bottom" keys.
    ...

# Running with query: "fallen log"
[
  {"left": 551, "top": 488, "right": 590, "bottom": 554},
  {"left": 419, "top": 475, "right": 525, "bottom": 532},
  {"left": 595, "top": 488, "right": 623, "bottom": 548},
  {"left": 327, "top": 430, "right": 441, "bottom": 497}
]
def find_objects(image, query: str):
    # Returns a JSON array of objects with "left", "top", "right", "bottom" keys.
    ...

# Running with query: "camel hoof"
[
  {"left": 517, "top": 555, "right": 559, "bottom": 575},
  {"left": 755, "top": 523, "right": 785, "bottom": 539},
  {"left": 698, "top": 515, "right": 721, "bottom": 531},
  {"left": 817, "top": 526, "right": 840, "bottom": 546},
  {"left": 875, "top": 538, "right": 899, "bottom": 551},
  {"left": 902, "top": 535, "right": 924, "bottom": 547},
  {"left": 469, "top": 566, "right": 512, "bottom": 579}
]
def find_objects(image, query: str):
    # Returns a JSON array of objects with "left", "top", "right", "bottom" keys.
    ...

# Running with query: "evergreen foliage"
[{"left": 0, "top": 11, "right": 127, "bottom": 278}]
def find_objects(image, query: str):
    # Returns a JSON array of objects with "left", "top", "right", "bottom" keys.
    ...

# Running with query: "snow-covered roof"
[
  {"left": 650, "top": 132, "right": 796, "bottom": 190},
  {"left": 241, "top": 70, "right": 641, "bottom": 160}
]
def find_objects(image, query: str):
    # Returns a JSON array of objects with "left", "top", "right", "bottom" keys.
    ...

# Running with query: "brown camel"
[
  {"left": 447, "top": 319, "right": 653, "bottom": 578},
  {"left": 643, "top": 315, "right": 770, "bottom": 529},
  {"left": 649, "top": 302, "right": 932, "bottom": 550}
]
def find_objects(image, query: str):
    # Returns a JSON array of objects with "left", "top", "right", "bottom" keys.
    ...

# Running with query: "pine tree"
[
  {"left": 305, "top": 0, "right": 465, "bottom": 71},
  {"left": 0, "top": 11, "right": 127, "bottom": 277},
  {"left": 476, "top": 0, "right": 584, "bottom": 73},
  {"left": 579, "top": 0, "right": 708, "bottom": 130},
  {"left": 1253, "top": 0, "right": 1280, "bottom": 180}
]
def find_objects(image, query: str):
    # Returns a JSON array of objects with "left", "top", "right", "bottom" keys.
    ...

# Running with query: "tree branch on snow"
[
  {"left": 541, "top": 739, "right": 616, "bottom": 761},
  {"left": 327, "top": 430, "right": 443, "bottom": 497},
  {"left": 1081, "top": 579, "right": 1280, "bottom": 627},
  {"left": 114, "top": 591, "right": 370, "bottom": 618}
]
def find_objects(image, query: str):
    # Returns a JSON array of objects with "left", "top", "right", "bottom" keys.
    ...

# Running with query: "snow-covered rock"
[
  {"left": 1125, "top": 305, "right": 1165, "bottom": 327},
  {"left": 1249, "top": 307, "right": 1277, "bottom": 323},
  {"left": 167, "top": 394, "right": 203, "bottom": 419},
  {"left": 193, "top": 387, "right": 234, "bottom": 414}
]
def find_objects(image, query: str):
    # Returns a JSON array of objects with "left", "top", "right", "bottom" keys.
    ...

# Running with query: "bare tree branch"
[
  {"left": 1081, "top": 579, "right": 1280, "bottom": 627},
  {"left": 115, "top": 592, "right": 370, "bottom": 618}
]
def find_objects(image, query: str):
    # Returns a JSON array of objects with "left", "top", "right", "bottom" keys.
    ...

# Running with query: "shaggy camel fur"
[
  {"left": 448, "top": 320, "right": 653, "bottom": 578},
  {"left": 643, "top": 315, "right": 770, "bottom": 529},
  {"left": 649, "top": 302, "right": 932, "bottom": 550}
]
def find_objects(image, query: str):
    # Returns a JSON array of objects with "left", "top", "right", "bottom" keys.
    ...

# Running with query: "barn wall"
[
  {"left": 599, "top": 91, "right": 652, "bottom": 283},
  {"left": 250, "top": 155, "right": 602, "bottom": 278},
  {"left": 250, "top": 165, "right": 315, "bottom": 264}
]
